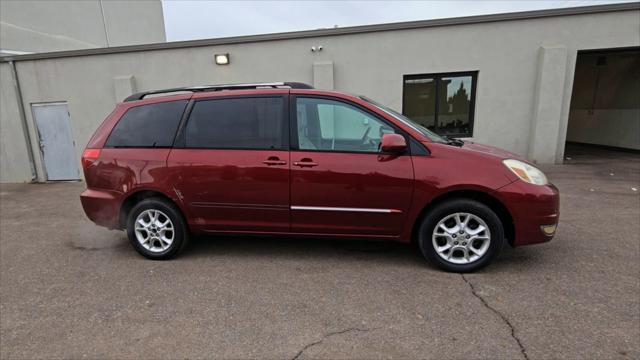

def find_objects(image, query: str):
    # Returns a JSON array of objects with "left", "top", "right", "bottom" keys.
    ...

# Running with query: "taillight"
[{"left": 81, "top": 148, "right": 101, "bottom": 169}]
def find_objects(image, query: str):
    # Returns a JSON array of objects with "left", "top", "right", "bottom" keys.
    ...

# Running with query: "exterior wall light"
[{"left": 215, "top": 53, "right": 230, "bottom": 65}]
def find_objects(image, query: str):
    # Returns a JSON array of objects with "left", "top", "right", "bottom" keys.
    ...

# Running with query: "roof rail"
[{"left": 123, "top": 82, "right": 314, "bottom": 102}]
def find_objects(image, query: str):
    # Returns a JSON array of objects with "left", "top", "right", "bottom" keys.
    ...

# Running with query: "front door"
[
  {"left": 168, "top": 95, "right": 290, "bottom": 233},
  {"left": 32, "top": 102, "right": 80, "bottom": 180},
  {"left": 290, "top": 96, "right": 414, "bottom": 236}
]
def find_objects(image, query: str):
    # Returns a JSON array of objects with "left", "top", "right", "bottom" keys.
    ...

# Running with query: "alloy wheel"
[
  {"left": 432, "top": 212, "right": 491, "bottom": 264},
  {"left": 134, "top": 209, "right": 174, "bottom": 253}
]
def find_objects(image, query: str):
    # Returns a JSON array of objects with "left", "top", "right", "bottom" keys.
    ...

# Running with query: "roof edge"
[{"left": 1, "top": 2, "right": 638, "bottom": 63}]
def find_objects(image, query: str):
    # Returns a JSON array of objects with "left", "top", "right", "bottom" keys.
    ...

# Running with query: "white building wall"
[
  {"left": 101, "top": 0, "right": 166, "bottom": 48},
  {"left": 0, "top": 63, "right": 33, "bottom": 182},
  {"left": 1, "top": 7, "right": 639, "bottom": 182},
  {"left": 0, "top": 0, "right": 165, "bottom": 54}
]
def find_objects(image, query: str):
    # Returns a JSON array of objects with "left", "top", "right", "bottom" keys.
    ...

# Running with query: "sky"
[{"left": 161, "top": 0, "right": 637, "bottom": 42}]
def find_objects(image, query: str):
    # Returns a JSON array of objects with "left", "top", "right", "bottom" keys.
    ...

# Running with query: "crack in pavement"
[
  {"left": 291, "top": 327, "right": 379, "bottom": 360},
  {"left": 461, "top": 274, "right": 529, "bottom": 360}
]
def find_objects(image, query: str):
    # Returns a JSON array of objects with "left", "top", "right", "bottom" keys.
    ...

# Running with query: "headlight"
[{"left": 502, "top": 159, "right": 548, "bottom": 185}]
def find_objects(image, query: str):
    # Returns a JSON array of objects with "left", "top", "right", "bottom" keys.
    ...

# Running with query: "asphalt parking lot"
[{"left": 1, "top": 145, "right": 639, "bottom": 359}]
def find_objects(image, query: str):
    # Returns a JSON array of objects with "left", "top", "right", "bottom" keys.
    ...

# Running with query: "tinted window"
[
  {"left": 403, "top": 72, "right": 477, "bottom": 137},
  {"left": 185, "top": 97, "right": 285, "bottom": 149},
  {"left": 296, "top": 97, "right": 398, "bottom": 153},
  {"left": 106, "top": 101, "right": 187, "bottom": 147}
]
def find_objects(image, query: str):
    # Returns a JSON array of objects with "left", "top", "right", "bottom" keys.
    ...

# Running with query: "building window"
[{"left": 402, "top": 71, "right": 477, "bottom": 138}]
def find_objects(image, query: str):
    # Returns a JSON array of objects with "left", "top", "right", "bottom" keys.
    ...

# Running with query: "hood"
[
  {"left": 458, "top": 141, "right": 525, "bottom": 161},
  {"left": 419, "top": 140, "right": 526, "bottom": 184}
]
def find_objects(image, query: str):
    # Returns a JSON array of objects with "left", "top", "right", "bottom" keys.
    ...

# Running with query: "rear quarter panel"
[
  {"left": 83, "top": 94, "right": 196, "bottom": 226},
  {"left": 83, "top": 148, "right": 191, "bottom": 223}
]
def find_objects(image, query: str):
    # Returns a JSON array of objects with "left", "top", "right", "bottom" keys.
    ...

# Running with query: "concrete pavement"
[{"left": 1, "top": 145, "right": 638, "bottom": 359}]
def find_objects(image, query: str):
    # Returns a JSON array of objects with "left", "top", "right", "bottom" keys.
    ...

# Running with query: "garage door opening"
[{"left": 564, "top": 47, "right": 640, "bottom": 161}]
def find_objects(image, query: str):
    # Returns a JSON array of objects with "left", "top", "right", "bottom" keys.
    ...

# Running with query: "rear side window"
[
  {"left": 185, "top": 97, "right": 285, "bottom": 149},
  {"left": 105, "top": 100, "right": 187, "bottom": 147}
]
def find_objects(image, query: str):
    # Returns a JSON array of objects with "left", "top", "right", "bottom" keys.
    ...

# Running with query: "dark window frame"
[
  {"left": 402, "top": 71, "right": 478, "bottom": 138},
  {"left": 174, "top": 94, "right": 290, "bottom": 150}
]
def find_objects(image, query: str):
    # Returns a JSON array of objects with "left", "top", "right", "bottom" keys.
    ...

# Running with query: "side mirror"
[{"left": 380, "top": 133, "right": 407, "bottom": 153}]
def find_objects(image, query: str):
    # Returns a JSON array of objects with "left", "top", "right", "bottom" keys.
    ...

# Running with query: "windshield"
[{"left": 359, "top": 96, "right": 448, "bottom": 143}]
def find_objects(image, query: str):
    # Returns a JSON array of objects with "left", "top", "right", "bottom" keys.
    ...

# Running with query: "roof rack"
[{"left": 123, "top": 82, "right": 314, "bottom": 102}]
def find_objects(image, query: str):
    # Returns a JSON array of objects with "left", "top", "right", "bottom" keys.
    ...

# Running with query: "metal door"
[{"left": 32, "top": 103, "right": 80, "bottom": 180}]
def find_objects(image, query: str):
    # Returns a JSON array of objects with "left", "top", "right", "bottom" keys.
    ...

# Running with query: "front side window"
[
  {"left": 360, "top": 96, "right": 447, "bottom": 143},
  {"left": 403, "top": 72, "right": 477, "bottom": 137},
  {"left": 296, "top": 97, "right": 398, "bottom": 153},
  {"left": 185, "top": 97, "right": 285, "bottom": 149},
  {"left": 105, "top": 100, "right": 187, "bottom": 147}
]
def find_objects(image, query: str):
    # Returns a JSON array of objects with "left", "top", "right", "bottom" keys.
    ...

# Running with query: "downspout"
[
  {"left": 9, "top": 60, "right": 37, "bottom": 181},
  {"left": 98, "top": 0, "right": 111, "bottom": 47}
]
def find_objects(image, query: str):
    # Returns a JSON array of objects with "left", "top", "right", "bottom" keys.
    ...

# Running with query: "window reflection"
[
  {"left": 439, "top": 76, "right": 472, "bottom": 136},
  {"left": 403, "top": 72, "right": 476, "bottom": 137},
  {"left": 403, "top": 78, "right": 435, "bottom": 130}
]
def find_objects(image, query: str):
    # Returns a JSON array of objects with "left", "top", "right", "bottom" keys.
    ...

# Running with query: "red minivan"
[{"left": 80, "top": 82, "right": 559, "bottom": 272}]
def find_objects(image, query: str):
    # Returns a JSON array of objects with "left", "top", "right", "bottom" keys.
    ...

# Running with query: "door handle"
[
  {"left": 293, "top": 158, "right": 318, "bottom": 168},
  {"left": 262, "top": 157, "right": 287, "bottom": 166}
]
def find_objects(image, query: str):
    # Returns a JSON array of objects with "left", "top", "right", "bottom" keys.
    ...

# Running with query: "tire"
[
  {"left": 418, "top": 198, "right": 504, "bottom": 273},
  {"left": 126, "top": 197, "right": 189, "bottom": 260}
]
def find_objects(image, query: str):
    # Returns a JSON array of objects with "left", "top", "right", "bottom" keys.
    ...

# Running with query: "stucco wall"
[
  {"left": 0, "top": 63, "right": 33, "bottom": 182},
  {"left": 0, "top": 0, "right": 165, "bottom": 53},
  {"left": 1, "top": 8, "right": 639, "bottom": 182},
  {"left": 101, "top": 0, "right": 166, "bottom": 48}
]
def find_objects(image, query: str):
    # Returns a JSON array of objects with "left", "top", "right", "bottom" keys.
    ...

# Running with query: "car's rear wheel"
[
  {"left": 418, "top": 198, "right": 504, "bottom": 272},
  {"left": 126, "top": 198, "right": 188, "bottom": 260}
]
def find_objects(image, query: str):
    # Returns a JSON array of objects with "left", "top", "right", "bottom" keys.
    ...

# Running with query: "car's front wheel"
[
  {"left": 418, "top": 198, "right": 504, "bottom": 272},
  {"left": 126, "top": 198, "right": 189, "bottom": 260}
]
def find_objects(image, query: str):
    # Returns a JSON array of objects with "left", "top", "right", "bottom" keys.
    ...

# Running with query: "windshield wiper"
[{"left": 445, "top": 137, "right": 464, "bottom": 147}]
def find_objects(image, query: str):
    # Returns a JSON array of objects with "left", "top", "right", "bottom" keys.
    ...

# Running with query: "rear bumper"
[
  {"left": 80, "top": 189, "right": 122, "bottom": 229},
  {"left": 496, "top": 181, "right": 560, "bottom": 247}
]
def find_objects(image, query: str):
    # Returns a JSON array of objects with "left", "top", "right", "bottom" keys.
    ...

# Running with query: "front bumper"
[
  {"left": 80, "top": 189, "right": 122, "bottom": 229},
  {"left": 496, "top": 181, "right": 560, "bottom": 246}
]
